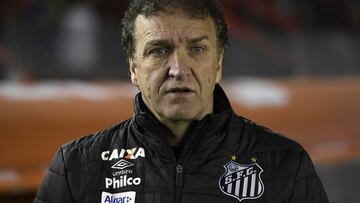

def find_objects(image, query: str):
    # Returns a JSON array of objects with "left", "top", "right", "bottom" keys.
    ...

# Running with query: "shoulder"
[
  {"left": 59, "top": 118, "right": 133, "bottom": 169},
  {"left": 229, "top": 114, "right": 306, "bottom": 156},
  {"left": 228, "top": 114, "right": 316, "bottom": 176}
]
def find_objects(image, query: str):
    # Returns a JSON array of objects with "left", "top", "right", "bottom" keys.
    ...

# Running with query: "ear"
[
  {"left": 129, "top": 58, "right": 138, "bottom": 86},
  {"left": 215, "top": 49, "right": 224, "bottom": 83}
]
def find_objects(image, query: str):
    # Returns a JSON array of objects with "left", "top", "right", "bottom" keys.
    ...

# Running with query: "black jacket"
[{"left": 34, "top": 85, "right": 329, "bottom": 203}]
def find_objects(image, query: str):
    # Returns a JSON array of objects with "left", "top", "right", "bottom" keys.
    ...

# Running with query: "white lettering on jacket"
[
  {"left": 105, "top": 175, "right": 141, "bottom": 189},
  {"left": 101, "top": 191, "right": 136, "bottom": 203},
  {"left": 101, "top": 147, "right": 145, "bottom": 161}
]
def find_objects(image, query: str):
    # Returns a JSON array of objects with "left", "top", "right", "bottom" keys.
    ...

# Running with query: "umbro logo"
[{"left": 111, "top": 159, "right": 135, "bottom": 170}]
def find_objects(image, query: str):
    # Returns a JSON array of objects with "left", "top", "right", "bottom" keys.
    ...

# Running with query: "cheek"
[
  {"left": 142, "top": 70, "right": 153, "bottom": 95},
  {"left": 144, "top": 54, "right": 169, "bottom": 67},
  {"left": 197, "top": 52, "right": 218, "bottom": 76},
  {"left": 202, "top": 61, "right": 218, "bottom": 83},
  {"left": 142, "top": 67, "right": 166, "bottom": 95},
  {"left": 199, "top": 61, "right": 218, "bottom": 94}
]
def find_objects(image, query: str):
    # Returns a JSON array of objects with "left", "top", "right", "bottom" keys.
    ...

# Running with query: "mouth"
[{"left": 166, "top": 87, "right": 194, "bottom": 94}]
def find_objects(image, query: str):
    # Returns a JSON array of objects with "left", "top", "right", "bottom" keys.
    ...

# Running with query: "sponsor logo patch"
[
  {"left": 219, "top": 161, "right": 264, "bottom": 202},
  {"left": 112, "top": 169, "right": 133, "bottom": 177},
  {"left": 101, "top": 191, "right": 136, "bottom": 203},
  {"left": 101, "top": 147, "right": 145, "bottom": 161},
  {"left": 112, "top": 159, "right": 135, "bottom": 170},
  {"left": 105, "top": 175, "right": 141, "bottom": 189}
]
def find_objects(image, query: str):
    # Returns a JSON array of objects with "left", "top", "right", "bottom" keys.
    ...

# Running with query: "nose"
[{"left": 168, "top": 50, "right": 191, "bottom": 80}]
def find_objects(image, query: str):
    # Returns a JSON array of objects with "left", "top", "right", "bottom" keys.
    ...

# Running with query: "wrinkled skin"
[{"left": 129, "top": 9, "right": 223, "bottom": 142}]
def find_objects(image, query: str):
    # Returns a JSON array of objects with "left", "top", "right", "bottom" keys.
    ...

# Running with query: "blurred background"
[{"left": 0, "top": 0, "right": 359, "bottom": 202}]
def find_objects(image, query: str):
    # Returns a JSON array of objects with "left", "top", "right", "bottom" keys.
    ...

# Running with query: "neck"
[{"left": 158, "top": 118, "right": 192, "bottom": 146}]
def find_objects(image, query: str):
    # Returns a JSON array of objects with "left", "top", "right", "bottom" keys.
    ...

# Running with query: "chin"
[
  {"left": 157, "top": 101, "right": 205, "bottom": 121},
  {"left": 163, "top": 109, "right": 198, "bottom": 121}
]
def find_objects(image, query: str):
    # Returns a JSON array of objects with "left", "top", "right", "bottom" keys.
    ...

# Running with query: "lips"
[{"left": 166, "top": 87, "right": 194, "bottom": 94}]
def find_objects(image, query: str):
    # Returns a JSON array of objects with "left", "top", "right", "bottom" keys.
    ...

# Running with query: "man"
[{"left": 34, "top": 0, "right": 329, "bottom": 202}]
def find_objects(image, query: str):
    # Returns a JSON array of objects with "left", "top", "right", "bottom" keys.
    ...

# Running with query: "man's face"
[{"left": 129, "top": 9, "right": 223, "bottom": 123}]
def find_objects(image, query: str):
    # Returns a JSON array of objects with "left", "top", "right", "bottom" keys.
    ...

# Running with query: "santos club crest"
[{"left": 219, "top": 161, "right": 264, "bottom": 202}]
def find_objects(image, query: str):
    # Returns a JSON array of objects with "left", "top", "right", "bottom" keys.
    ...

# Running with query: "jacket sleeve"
[
  {"left": 289, "top": 149, "right": 329, "bottom": 203},
  {"left": 33, "top": 147, "right": 74, "bottom": 203}
]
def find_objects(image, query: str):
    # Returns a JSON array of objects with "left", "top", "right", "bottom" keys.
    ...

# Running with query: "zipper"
[
  {"left": 140, "top": 114, "right": 211, "bottom": 202},
  {"left": 174, "top": 164, "right": 184, "bottom": 203},
  {"left": 172, "top": 117, "right": 210, "bottom": 203},
  {"left": 175, "top": 164, "right": 184, "bottom": 186}
]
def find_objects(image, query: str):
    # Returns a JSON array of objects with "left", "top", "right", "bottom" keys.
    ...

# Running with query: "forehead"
[{"left": 133, "top": 9, "right": 217, "bottom": 43}]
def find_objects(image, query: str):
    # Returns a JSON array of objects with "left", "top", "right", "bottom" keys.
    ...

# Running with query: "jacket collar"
[{"left": 132, "top": 84, "right": 234, "bottom": 162}]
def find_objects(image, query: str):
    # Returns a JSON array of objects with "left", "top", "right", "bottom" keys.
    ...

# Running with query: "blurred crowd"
[{"left": 0, "top": 0, "right": 359, "bottom": 81}]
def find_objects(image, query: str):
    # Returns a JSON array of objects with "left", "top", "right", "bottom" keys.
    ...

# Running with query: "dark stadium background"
[{"left": 1, "top": 0, "right": 359, "bottom": 202}]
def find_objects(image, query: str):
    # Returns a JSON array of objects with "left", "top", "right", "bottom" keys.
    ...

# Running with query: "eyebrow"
[
  {"left": 145, "top": 39, "right": 171, "bottom": 48},
  {"left": 188, "top": 35, "right": 209, "bottom": 44},
  {"left": 145, "top": 35, "right": 209, "bottom": 48},
  {"left": 143, "top": 35, "right": 210, "bottom": 54},
  {"left": 143, "top": 39, "right": 172, "bottom": 55}
]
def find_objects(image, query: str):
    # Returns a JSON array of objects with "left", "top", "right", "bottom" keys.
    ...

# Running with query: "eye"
[
  {"left": 190, "top": 46, "right": 205, "bottom": 54},
  {"left": 149, "top": 47, "right": 169, "bottom": 56}
]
